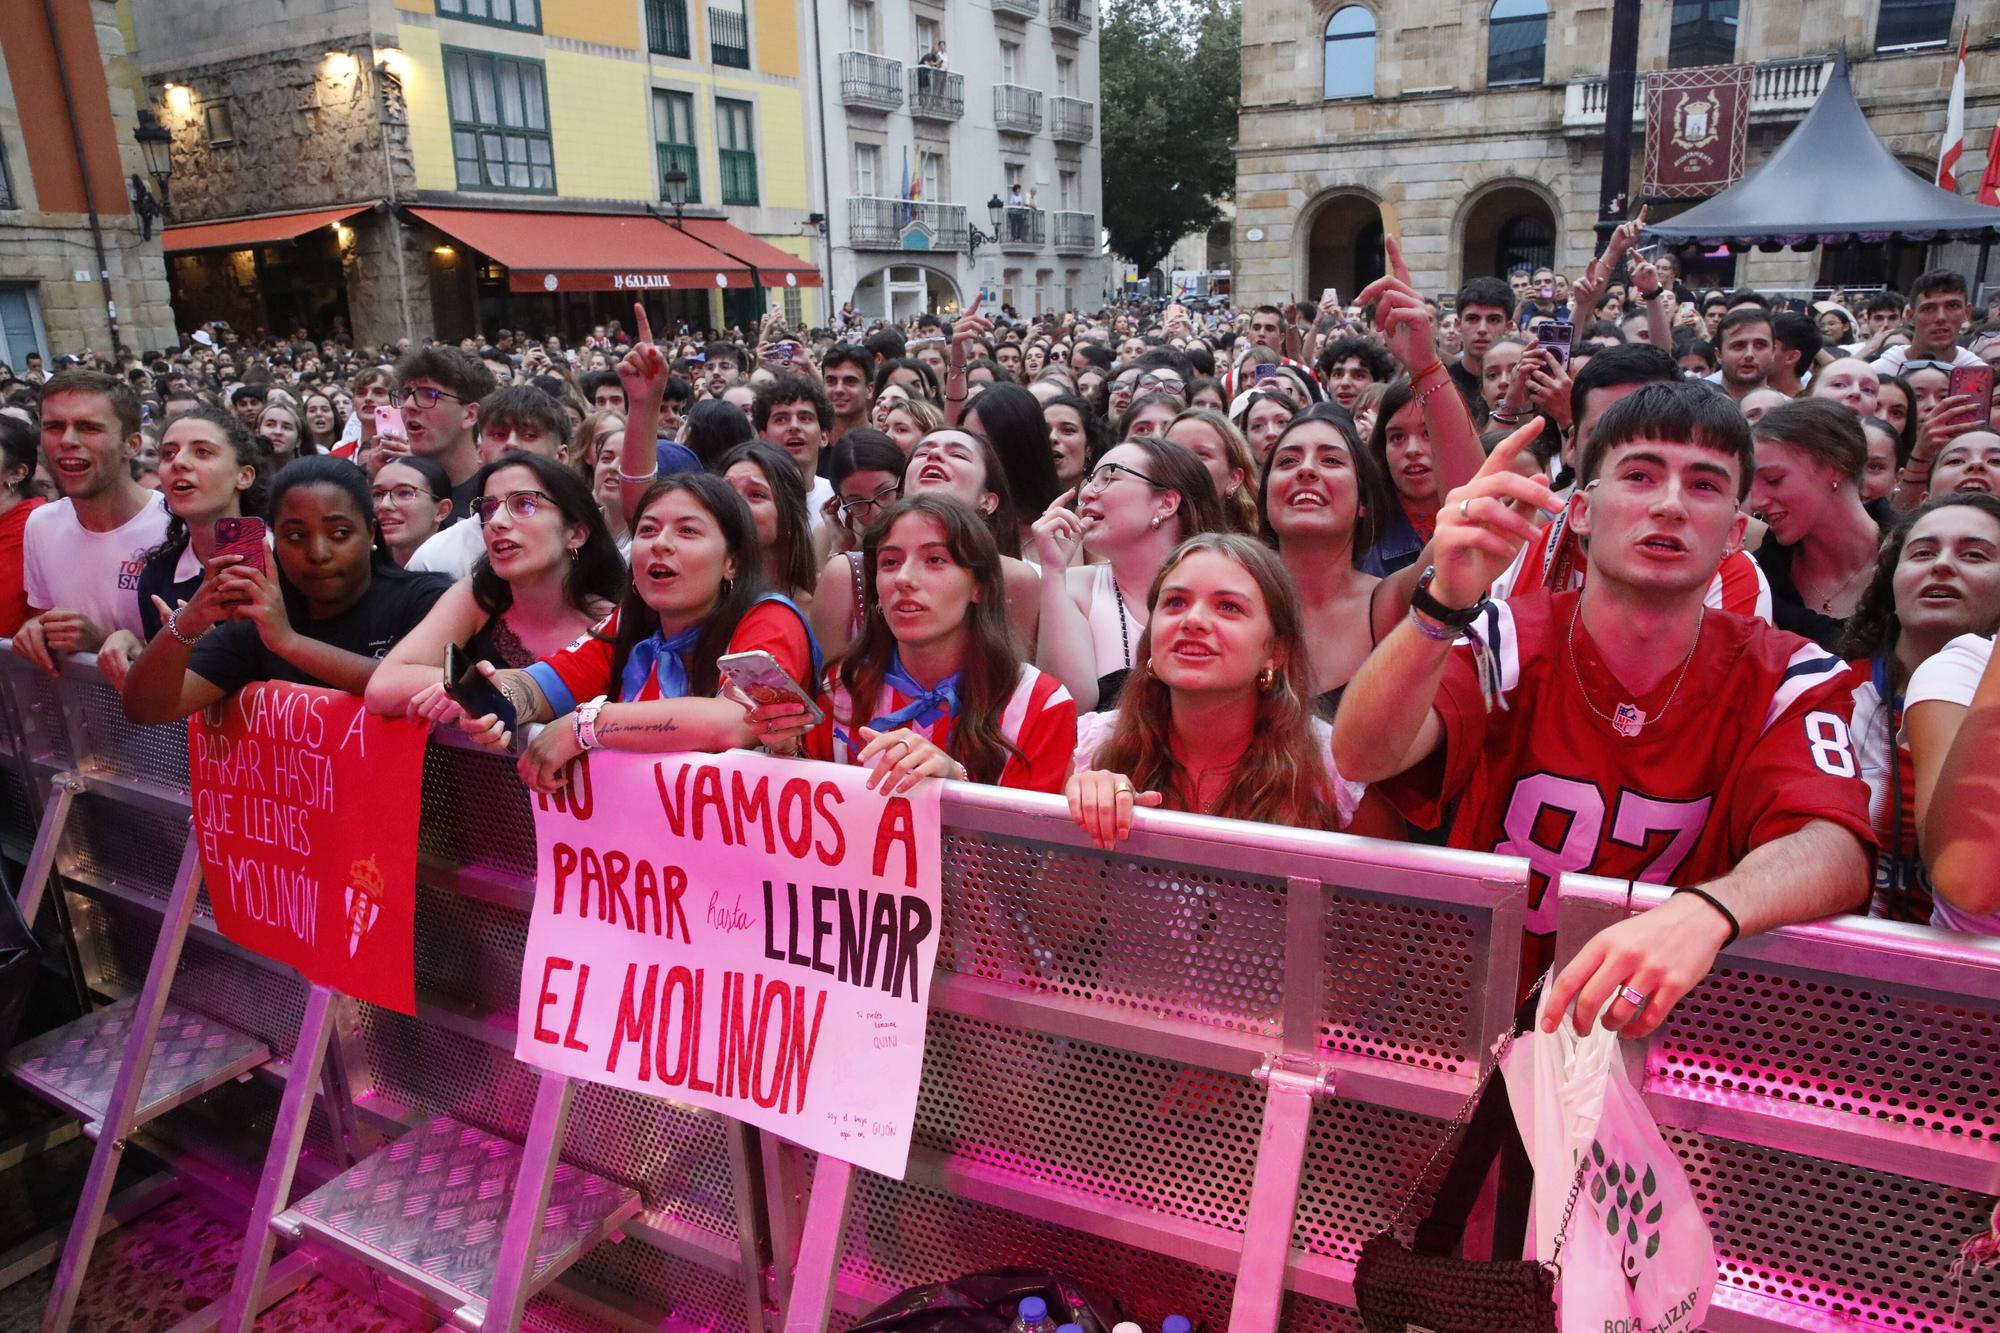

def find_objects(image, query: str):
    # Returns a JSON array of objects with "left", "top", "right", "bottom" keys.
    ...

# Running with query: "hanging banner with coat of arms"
[{"left": 1643, "top": 64, "right": 1753, "bottom": 199}]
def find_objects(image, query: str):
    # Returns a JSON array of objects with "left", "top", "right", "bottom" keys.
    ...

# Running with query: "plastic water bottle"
[
  {"left": 1111, "top": 1325, "right": 1143, "bottom": 1333},
  {"left": 1162, "top": 1317, "right": 1195, "bottom": 1333},
  {"left": 1056, "top": 1325, "right": 1083, "bottom": 1333},
  {"left": 1010, "top": 1296, "right": 1054, "bottom": 1332}
]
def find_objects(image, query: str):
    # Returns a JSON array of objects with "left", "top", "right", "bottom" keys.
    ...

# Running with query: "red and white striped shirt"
[{"left": 806, "top": 662, "right": 1077, "bottom": 793}]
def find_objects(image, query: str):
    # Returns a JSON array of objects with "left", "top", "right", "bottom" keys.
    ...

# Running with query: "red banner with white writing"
[
  {"left": 188, "top": 683, "right": 425, "bottom": 1014},
  {"left": 1643, "top": 64, "right": 1753, "bottom": 199}
]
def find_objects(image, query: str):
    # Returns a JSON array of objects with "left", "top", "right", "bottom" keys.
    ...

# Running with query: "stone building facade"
[
  {"left": 1236, "top": 2, "right": 2000, "bottom": 306},
  {"left": 0, "top": 0, "right": 177, "bottom": 363},
  {"left": 128, "top": 0, "right": 825, "bottom": 348}
]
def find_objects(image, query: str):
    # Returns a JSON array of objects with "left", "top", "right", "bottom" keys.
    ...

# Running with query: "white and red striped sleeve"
[{"left": 997, "top": 666, "right": 1078, "bottom": 793}]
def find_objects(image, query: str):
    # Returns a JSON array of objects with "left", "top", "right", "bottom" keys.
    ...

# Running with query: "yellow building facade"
[{"left": 389, "top": 0, "right": 822, "bottom": 332}]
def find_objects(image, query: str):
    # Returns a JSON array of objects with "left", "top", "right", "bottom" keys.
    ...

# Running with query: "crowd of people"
[{"left": 4, "top": 213, "right": 2000, "bottom": 1036}]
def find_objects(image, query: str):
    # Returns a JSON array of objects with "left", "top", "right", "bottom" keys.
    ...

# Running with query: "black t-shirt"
[
  {"left": 187, "top": 564, "right": 450, "bottom": 696},
  {"left": 136, "top": 544, "right": 200, "bottom": 641},
  {"left": 1753, "top": 530, "right": 1883, "bottom": 655},
  {"left": 1448, "top": 359, "right": 1487, "bottom": 426},
  {"left": 449, "top": 473, "right": 481, "bottom": 523}
]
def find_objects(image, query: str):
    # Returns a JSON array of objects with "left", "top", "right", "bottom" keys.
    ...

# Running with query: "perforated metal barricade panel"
[
  {"left": 1320, "top": 892, "right": 1481, "bottom": 1077},
  {"left": 1558, "top": 877, "right": 2000, "bottom": 1333},
  {"left": 935, "top": 828, "right": 1289, "bottom": 1032},
  {"left": 838, "top": 1169, "right": 1243, "bottom": 1331},
  {"left": 75, "top": 674, "right": 189, "bottom": 792},
  {"left": 1653, "top": 959, "right": 2000, "bottom": 1143},
  {"left": 1668, "top": 1127, "right": 1997, "bottom": 1332},
  {"left": 914, "top": 1010, "right": 1267, "bottom": 1233}
]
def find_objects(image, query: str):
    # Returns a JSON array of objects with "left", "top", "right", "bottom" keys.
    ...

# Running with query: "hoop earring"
[
  {"left": 566, "top": 545, "right": 580, "bottom": 560},
  {"left": 719, "top": 577, "right": 734, "bottom": 597},
  {"left": 1257, "top": 666, "right": 1276, "bottom": 691}
]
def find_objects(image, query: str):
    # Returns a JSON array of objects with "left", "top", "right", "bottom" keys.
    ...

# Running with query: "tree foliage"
[{"left": 1100, "top": 0, "right": 1240, "bottom": 277}]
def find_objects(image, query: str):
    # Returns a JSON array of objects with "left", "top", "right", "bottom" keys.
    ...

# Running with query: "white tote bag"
[{"left": 1500, "top": 979, "right": 1717, "bottom": 1333}]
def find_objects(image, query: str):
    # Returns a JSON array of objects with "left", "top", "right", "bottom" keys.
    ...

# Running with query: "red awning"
[
  {"left": 161, "top": 205, "right": 371, "bottom": 254},
  {"left": 677, "top": 218, "right": 823, "bottom": 288},
  {"left": 409, "top": 206, "right": 752, "bottom": 293}
]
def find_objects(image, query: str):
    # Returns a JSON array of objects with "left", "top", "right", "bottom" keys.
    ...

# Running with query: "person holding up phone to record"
[
  {"left": 745, "top": 493, "right": 1076, "bottom": 794},
  {"left": 445, "top": 472, "right": 821, "bottom": 794},
  {"left": 96, "top": 405, "right": 271, "bottom": 689}
]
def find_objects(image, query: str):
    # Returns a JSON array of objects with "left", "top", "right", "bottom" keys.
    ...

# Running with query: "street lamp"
[
  {"left": 660, "top": 166, "right": 688, "bottom": 225},
  {"left": 131, "top": 108, "right": 173, "bottom": 241},
  {"left": 968, "top": 192, "right": 1003, "bottom": 258}
]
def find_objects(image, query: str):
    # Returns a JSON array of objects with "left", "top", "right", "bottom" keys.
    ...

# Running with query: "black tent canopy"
[{"left": 1645, "top": 55, "right": 2000, "bottom": 249}]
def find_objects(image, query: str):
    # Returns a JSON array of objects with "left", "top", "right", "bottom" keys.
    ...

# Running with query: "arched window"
[
  {"left": 1488, "top": 0, "right": 1548, "bottom": 87},
  {"left": 1496, "top": 211, "right": 1556, "bottom": 277},
  {"left": 1668, "top": 0, "right": 1739, "bottom": 69},
  {"left": 1323, "top": 7, "right": 1376, "bottom": 101}
]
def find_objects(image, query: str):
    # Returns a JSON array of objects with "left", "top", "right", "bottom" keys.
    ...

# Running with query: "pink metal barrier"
[{"left": 0, "top": 647, "right": 1991, "bottom": 1332}]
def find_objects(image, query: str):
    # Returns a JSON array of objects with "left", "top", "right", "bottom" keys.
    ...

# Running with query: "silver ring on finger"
[
  {"left": 1618, "top": 985, "right": 1648, "bottom": 1008},
  {"left": 1459, "top": 497, "right": 1474, "bottom": 522}
]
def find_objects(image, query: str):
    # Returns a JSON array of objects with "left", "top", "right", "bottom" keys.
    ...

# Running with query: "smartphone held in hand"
[
  {"left": 443, "top": 643, "right": 518, "bottom": 730},
  {"left": 1949, "top": 364, "right": 1995, "bottom": 417},
  {"left": 718, "top": 650, "right": 825, "bottom": 728},
  {"left": 213, "top": 517, "right": 268, "bottom": 575}
]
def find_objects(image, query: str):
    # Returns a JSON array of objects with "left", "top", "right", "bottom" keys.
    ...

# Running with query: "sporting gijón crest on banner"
[
  {"left": 187, "top": 683, "right": 426, "bottom": 1014},
  {"left": 515, "top": 749, "right": 944, "bottom": 1179}
]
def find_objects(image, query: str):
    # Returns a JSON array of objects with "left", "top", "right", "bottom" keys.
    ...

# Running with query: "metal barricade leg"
[
  {"left": 1229, "top": 1079, "right": 1316, "bottom": 1333},
  {"left": 214, "top": 983, "right": 339, "bottom": 1333},
  {"left": 782, "top": 1155, "right": 855, "bottom": 1333},
  {"left": 1226, "top": 874, "right": 1330, "bottom": 1333},
  {"left": 726, "top": 1122, "right": 771, "bottom": 1333},
  {"left": 40, "top": 827, "right": 205, "bottom": 1333},
  {"left": 13, "top": 775, "right": 80, "bottom": 929},
  {"left": 478, "top": 1071, "right": 576, "bottom": 1332}
]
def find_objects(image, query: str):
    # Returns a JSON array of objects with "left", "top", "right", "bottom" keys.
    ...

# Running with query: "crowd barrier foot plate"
[
  {"left": 272, "top": 1112, "right": 641, "bottom": 1330},
  {"left": 3, "top": 997, "right": 269, "bottom": 1133}
]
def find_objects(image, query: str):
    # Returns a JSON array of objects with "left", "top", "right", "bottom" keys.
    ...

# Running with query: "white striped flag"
[{"left": 1938, "top": 23, "right": 1967, "bottom": 191}]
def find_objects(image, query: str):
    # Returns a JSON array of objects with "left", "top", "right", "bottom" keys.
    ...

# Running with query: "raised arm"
[
  {"left": 615, "top": 302, "right": 671, "bottom": 526},
  {"left": 1331, "top": 422, "right": 1556, "bottom": 782},
  {"left": 1358, "top": 233, "right": 1484, "bottom": 501},
  {"left": 1030, "top": 493, "right": 1100, "bottom": 711}
]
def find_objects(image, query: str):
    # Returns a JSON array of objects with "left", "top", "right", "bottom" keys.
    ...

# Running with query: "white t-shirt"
[
  {"left": 1071, "top": 709, "right": 1366, "bottom": 829},
  {"left": 807, "top": 474, "right": 835, "bottom": 534},
  {"left": 22, "top": 492, "right": 169, "bottom": 638},
  {"left": 1904, "top": 633, "right": 1998, "bottom": 934},
  {"left": 1870, "top": 343, "right": 1985, "bottom": 377},
  {"left": 407, "top": 518, "right": 484, "bottom": 581}
]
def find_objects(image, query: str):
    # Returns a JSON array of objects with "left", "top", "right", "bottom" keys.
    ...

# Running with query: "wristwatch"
[
  {"left": 1409, "top": 565, "right": 1488, "bottom": 630},
  {"left": 572, "top": 695, "right": 608, "bottom": 751}
]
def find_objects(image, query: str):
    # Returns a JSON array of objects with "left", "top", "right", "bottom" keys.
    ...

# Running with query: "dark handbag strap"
[{"left": 1383, "top": 975, "right": 1593, "bottom": 1272}]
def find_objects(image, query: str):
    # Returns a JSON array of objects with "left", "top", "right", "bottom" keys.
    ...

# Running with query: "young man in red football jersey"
[{"left": 1333, "top": 380, "right": 1873, "bottom": 1038}]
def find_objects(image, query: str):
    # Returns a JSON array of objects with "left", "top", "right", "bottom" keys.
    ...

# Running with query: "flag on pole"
[
  {"left": 1980, "top": 118, "right": 2000, "bottom": 207},
  {"left": 1938, "top": 23, "right": 1967, "bottom": 191},
  {"left": 900, "top": 147, "right": 912, "bottom": 224}
]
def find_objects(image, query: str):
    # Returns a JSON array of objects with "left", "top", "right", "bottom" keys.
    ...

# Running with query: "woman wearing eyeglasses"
[
  {"left": 810, "top": 432, "right": 905, "bottom": 659},
  {"left": 371, "top": 457, "right": 455, "bottom": 567},
  {"left": 446, "top": 473, "right": 820, "bottom": 794},
  {"left": 749, "top": 494, "right": 1077, "bottom": 794},
  {"left": 366, "top": 451, "right": 626, "bottom": 723},
  {"left": 123, "top": 457, "right": 452, "bottom": 723},
  {"left": 1033, "top": 436, "right": 1228, "bottom": 711}
]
